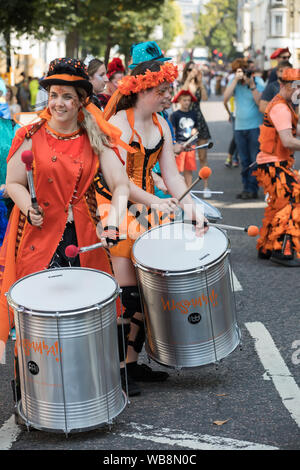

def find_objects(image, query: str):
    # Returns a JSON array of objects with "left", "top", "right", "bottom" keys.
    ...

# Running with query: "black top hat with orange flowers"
[{"left": 40, "top": 58, "right": 93, "bottom": 96}]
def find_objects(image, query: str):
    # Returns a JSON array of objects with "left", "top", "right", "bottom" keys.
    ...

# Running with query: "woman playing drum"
[
  {"left": 0, "top": 58, "right": 130, "bottom": 373},
  {"left": 100, "top": 59, "right": 208, "bottom": 395}
]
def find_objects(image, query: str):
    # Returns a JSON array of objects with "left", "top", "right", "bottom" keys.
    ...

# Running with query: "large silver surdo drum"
[
  {"left": 132, "top": 222, "right": 241, "bottom": 368},
  {"left": 7, "top": 267, "right": 126, "bottom": 434}
]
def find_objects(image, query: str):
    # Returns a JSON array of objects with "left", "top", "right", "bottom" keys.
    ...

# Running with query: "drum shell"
[
  {"left": 132, "top": 226, "right": 240, "bottom": 368},
  {"left": 7, "top": 268, "right": 125, "bottom": 433}
]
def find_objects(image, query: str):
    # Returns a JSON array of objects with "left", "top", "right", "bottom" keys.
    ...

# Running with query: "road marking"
[
  {"left": 231, "top": 270, "right": 243, "bottom": 292},
  {"left": 245, "top": 321, "right": 300, "bottom": 428},
  {"left": 0, "top": 415, "right": 22, "bottom": 450},
  {"left": 117, "top": 422, "right": 278, "bottom": 450}
]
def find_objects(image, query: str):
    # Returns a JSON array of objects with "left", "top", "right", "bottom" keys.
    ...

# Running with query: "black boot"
[
  {"left": 126, "top": 361, "right": 169, "bottom": 382},
  {"left": 120, "top": 367, "right": 141, "bottom": 397}
]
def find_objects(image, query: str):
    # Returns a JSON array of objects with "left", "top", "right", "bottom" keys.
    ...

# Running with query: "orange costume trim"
[
  {"left": 258, "top": 94, "right": 298, "bottom": 163},
  {"left": 95, "top": 108, "right": 171, "bottom": 259},
  {"left": 0, "top": 123, "right": 121, "bottom": 344},
  {"left": 254, "top": 94, "right": 300, "bottom": 257}
]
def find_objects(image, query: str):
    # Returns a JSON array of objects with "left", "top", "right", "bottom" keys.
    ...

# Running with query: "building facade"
[
  {"left": 236, "top": 0, "right": 300, "bottom": 69},
  {"left": 0, "top": 32, "right": 66, "bottom": 85}
]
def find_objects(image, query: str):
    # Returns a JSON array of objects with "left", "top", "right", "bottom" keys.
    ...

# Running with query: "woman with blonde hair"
[{"left": 0, "top": 58, "right": 131, "bottom": 374}]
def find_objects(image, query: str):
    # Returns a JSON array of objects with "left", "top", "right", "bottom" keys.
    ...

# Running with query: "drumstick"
[
  {"left": 21, "top": 150, "right": 41, "bottom": 214},
  {"left": 191, "top": 190, "right": 224, "bottom": 195},
  {"left": 178, "top": 166, "right": 212, "bottom": 202},
  {"left": 65, "top": 235, "right": 127, "bottom": 257},
  {"left": 65, "top": 242, "right": 103, "bottom": 257},
  {"left": 182, "top": 132, "right": 199, "bottom": 148},
  {"left": 192, "top": 141, "right": 214, "bottom": 151},
  {"left": 204, "top": 221, "right": 259, "bottom": 237}
]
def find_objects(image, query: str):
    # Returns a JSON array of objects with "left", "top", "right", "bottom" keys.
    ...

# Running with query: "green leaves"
[{"left": 192, "top": 0, "right": 238, "bottom": 59}]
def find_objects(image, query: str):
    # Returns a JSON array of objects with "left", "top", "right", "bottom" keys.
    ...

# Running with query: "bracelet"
[
  {"left": 250, "top": 87, "right": 256, "bottom": 91},
  {"left": 184, "top": 219, "right": 196, "bottom": 226},
  {"left": 27, "top": 210, "right": 33, "bottom": 225},
  {"left": 102, "top": 225, "right": 120, "bottom": 245}
]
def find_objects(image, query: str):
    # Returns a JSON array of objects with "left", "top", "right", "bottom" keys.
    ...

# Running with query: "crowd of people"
[{"left": 0, "top": 41, "right": 299, "bottom": 411}]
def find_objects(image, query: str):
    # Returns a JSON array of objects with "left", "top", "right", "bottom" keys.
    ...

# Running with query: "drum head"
[
  {"left": 132, "top": 223, "right": 228, "bottom": 273},
  {"left": 190, "top": 192, "right": 222, "bottom": 222},
  {"left": 8, "top": 268, "right": 118, "bottom": 314}
]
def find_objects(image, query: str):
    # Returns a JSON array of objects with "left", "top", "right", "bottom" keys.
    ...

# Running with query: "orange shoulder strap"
[{"left": 126, "top": 108, "right": 145, "bottom": 154}]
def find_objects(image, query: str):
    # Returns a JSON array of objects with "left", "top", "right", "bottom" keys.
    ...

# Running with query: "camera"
[{"left": 244, "top": 69, "right": 253, "bottom": 78}]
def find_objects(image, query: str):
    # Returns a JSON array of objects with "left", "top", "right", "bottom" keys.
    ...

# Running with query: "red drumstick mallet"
[
  {"left": 21, "top": 150, "right": 40, "bottom": 214},
  {"left": 65, "top": 242, "right": 103, "bottom": 258},
  {"left": 178, "top": 166, "right": 212, "bottom": 202}
]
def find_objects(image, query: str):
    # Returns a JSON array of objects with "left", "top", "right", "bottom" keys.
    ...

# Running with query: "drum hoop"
[
  {"left": 6, "top": 267, "right": 120, "bottom": 318},
  {"left": 132, "top": 248, "right": 230, "bottom": 277},
  {"left": 132, "top": 222, "right": 230, "bottom": 276}
]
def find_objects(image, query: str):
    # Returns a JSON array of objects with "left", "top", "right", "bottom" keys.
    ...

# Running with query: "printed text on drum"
[
  {"left": 161, "top": 289, "right": 218, "bottom": 315},
  {"left": 15, "top": 335, "right": 62, "bottom": 363}
]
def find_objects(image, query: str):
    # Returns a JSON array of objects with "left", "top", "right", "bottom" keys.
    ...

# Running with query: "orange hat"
[
  {"left": 270, "top": 48, "right": 290, "bottom": 60},
  {"left": 281, "top": 68, "right": 300, "bottom": 82},
  {"left": 172, "top": 89, "right": 197, "bottom": 103}
]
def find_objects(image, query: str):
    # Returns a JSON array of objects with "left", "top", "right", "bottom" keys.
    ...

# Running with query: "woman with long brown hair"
[
  {"left": 100, "top": 59, "right": 208, "bottom": 395},
  {"left": 181, "top": 61, "right": 212, "bottom": 197}
]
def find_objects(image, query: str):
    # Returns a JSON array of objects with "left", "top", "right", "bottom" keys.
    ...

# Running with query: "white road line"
[
  {"left": 117, "top": 423, "right": 278, "bottom": 450},
  {"left": 0, "top": 415, "right": 22, "bottom": 450},
  {"left": 245, "top": 321, "right": 300, "bottom": 428},
  {"left": 231, "top": 270, "right": 243, "bottom": 292}
]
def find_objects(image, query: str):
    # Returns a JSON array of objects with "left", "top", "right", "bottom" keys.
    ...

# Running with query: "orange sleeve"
[
  {"left": 0, "top": 207, "right": 20, "bottom": 343},
  {"left": 6, "top": 126, "right": 29, "bottom": 162}
]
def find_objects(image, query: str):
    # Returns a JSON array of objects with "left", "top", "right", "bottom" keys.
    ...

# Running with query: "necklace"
[{"left": 45, "top": 122, "right": 82, "bottom": 140}]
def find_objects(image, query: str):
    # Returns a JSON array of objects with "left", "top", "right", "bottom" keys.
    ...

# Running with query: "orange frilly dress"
[
  {"left": 254, "top": 95, "right": 300, "bottom": 257},
  {"left": 95, "top": 108, "right": 173, "bottom": 259}
]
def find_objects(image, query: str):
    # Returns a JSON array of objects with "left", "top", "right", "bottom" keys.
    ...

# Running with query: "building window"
[
  {"left": 271, "top": 10, "right": 286, "bottom": 36},
  {"left": 275, "top": 14, "right": 283, "bottom": 35}
]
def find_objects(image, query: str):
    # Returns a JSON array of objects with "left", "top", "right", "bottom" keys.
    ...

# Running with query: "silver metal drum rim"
[
  {"left": 132, "top": 248, "right": 230, "bottom": 277},
  {"left": 16, "top": 391, "right": 128, "bottom": 434},
  {"left": 131, "top": 222, "right": 230, "bottom": 276},
  {"left": 6, "top": 267, "right": 120, "bottom": 318}
]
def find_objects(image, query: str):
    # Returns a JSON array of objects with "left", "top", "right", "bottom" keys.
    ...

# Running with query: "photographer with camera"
[{"left": 224, "top": 58, "right": 265, "bottom": 199}]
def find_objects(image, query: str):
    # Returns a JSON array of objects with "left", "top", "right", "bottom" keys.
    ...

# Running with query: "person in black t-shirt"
[
  {"left": 170, "top": 90, "right": 198, "bottom": 186},
  {"left": 259, "top": 60, "right": 292, "bottom": 114}
]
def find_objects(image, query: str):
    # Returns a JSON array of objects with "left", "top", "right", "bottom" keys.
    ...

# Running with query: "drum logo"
[
  {"left": 160, "top": 289, "right": 218, "bottom": 315},
  {"left": 188, "top": 312, "right": 202, "bottom": 324},
  {"left": 28, "top": 361, "right": 39, "bottom": 375}
]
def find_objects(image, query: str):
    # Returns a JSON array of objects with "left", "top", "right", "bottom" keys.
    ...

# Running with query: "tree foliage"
[
  {"left": 191, "top": 0, "right": 238, "bottom": 59},
  {"left": 0, "top": 0, "right": 182, "bottom": 68}
]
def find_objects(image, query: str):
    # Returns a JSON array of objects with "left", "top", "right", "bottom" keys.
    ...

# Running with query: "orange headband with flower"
[
  {"left": 117, "top": 62, "right": 178, "bottom": 95},
  {"left": 103, "top": 62, "right": 178, "bottom": 121}
]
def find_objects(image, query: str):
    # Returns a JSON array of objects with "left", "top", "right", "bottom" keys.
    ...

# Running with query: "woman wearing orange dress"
[
  {"left": 0, "top": 58, "right": 130, "bottom": 379},
  {"left": 99, "top": 60, "right": 208, "bottom": 395}
]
